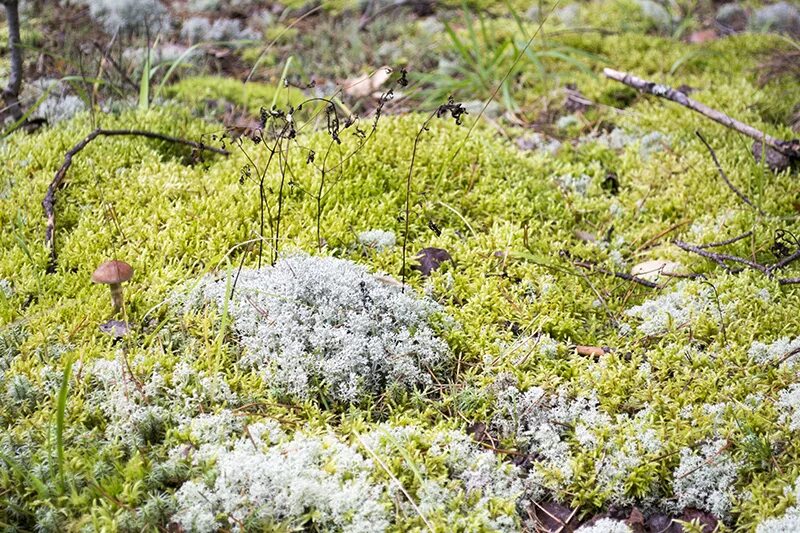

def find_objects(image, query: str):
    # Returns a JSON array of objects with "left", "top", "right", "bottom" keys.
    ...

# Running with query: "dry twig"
[
  {"left": 674, "top": 239, "right": 800, "bottom": 285},
  {"left": 697, "top": 231, "right": 753, "bottom": 249},
  {"left": 603, "top": 68, "right": 800, "bottom": 160},
  {"left": 43, "top": 129, "right": 229, "bottom": 270},
  {"left": 1, "top": 0, "right": 23, "bottom": 122},
  {"left": 573, "top": 259, "right": 659, "bottom": 288}
]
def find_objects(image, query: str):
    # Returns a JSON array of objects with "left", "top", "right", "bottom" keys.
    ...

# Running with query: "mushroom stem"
[{"left": 109, "top": 283, "right": 123, "bottom": 313}]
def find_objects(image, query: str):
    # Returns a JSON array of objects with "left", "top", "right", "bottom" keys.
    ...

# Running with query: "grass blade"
[
  {"left": 139, "top": 44, "right": 151, "bottom": 110},
  {"left": 56, "top": 357, "right": 74, "bottom": 489}
]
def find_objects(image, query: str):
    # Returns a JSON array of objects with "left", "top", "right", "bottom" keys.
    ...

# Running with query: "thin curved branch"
[{"left": 43, "top": 128, "right": 229, "bottom": 270}]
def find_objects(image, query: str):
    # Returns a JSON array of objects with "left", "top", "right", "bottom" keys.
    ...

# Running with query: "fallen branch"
[
  {"left": 573, "top": 260, "right": 658, "bottom": 288},
  {"left": 674, "top": 239, "right": 800, "bottom": 285},
  {"left": 43, "top": 129, "right": 229, "bottom": 270},
  {"left": 697, "top": 230, "right": 753, "bottom": 249},
  {"left": 674, "top": 241, "right": 764, "bottom": 273},
  {"left": 603, "top": 68, "right": 800, "bottom": 160}
]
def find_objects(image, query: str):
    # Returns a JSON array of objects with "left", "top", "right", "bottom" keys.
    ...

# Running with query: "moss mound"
[{"left": 2, "top": 19, "right": 800, "bottom": 532}]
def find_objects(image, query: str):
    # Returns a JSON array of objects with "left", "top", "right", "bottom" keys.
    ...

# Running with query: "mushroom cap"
[{"left": 91, "top": 260, "right": 133, "bottom": 284}]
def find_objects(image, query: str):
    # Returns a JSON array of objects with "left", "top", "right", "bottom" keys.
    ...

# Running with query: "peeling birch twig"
[{"left": 603, "top": 68, "right": 800, "bottom": 160}]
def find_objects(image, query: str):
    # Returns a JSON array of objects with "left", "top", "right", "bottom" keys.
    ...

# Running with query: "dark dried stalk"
[
  {"left": 402, "top": 111, "right": 439, "bottom": 287},
  {"left": 675, "top": 239, "right": 800, "bottom": 285},
  {"left": 674, "top": 241, "right": 763, "bottom": 273}
]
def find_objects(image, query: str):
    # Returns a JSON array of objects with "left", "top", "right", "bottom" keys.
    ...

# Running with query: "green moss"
[
  {"left": 3, "top": 12, "right": 800, "bottom": 530},
  {"left": 164, "top": 75, "right": 306, "bottom": 116}
]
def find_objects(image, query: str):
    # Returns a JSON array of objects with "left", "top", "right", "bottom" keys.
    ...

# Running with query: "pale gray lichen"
[
  {"left": 186, "top": 0, "right": 259, "bottom": 11},
  {"left": 172, "top": 428, "right": 389, "bottom": 533},
  {"left": 358, "top": 229, "right": 396, "bottom": 251},
  {"left": 556, "top": 114, "right": 580, "bottom": 129},
  {"left": 88, "top": 354, "right": 239, "bottom": 450},
  {"left": 750, "top": 2, "right": 800, "bottom": 36},
  {"left": 636, "top": 0, "right": 675, "bottom": 32},
  {"left": 0, "top": 279, "right": 11, "bottom": 298},
  {"left": 78, "top": 0, "right": 170, "bottom": 33},
  {"left": 577, "top": 518, "right": 634, "bottom": 532},
  {"left": 556, "top": 173, "right": 593, "bottom": 196},
  {"left": 748, "top": 338, "right": 800, "bottom": 367},
  {"left": 591, "top": 128, "right": 669, "bottom": 161},
  {"left": 361, "top": 424, "right": 523, "bottom": 532},
  {"left": 191, "top": 254, "right": 451, "bottom": 403},
  {"left": 625, "top": 281, "right": 718, "bottom": 336},
  {"left": 34, "top": 95, "right": 85, "bottom": 126},
  {"left": 180, "top": 17, "right": 261, "bottom": 44},
  {"left": 122, "top": 44, "right": 198, "bottom": 69},
  {"left": 777, "top": 384, "right": 800, "bottom": 432},
  {"left": 491, "top": 379, "right": 664, "bottom": 507},
  {"left": 671, "top": 439, "right": 739, "bottom": 519}
]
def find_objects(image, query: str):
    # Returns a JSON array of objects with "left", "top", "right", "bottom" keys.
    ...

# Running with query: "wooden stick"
[
  {"left": 674, "top": 240, "right": 764, "bottom": 273},
  {"left": 573, "top": 260, "right": 659, "bottom": 288},
  {"left": 43, "top": 129, "right": 229, "bottom": 270},
  {"left": 696, "top": 230, "right": 753, "bottom": 249},
  {"left": 603, "top": 68, "right": 800, "bottom": 159}
]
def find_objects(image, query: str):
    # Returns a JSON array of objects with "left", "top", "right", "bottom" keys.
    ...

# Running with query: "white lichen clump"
[
  {"left": 173, "top": 427, "right": 388, "bottom": 533},
  {"left": 777, "top": 384, "right": 800, "bottom": 432},
  {"left": 625, "top": 281, "right": 718, "bottom": 336},
  {"left": 186, "top": 0, "right": 257, "bottom": 10},
  {"left": 592, "top": 128, "right": 669, "bottom": 160},
  {"left": 671, "top": 439, "right": 739, "bottom": 519},
  {"left": 577, "top": 518, "right": 633, "bottom": 533},
  {"left": 171, "top": 422, "right": 522, "bottom": 532},
  {"left": 357, "top": 229, "right": 396, "bottom": 251},
  {"left": 88, "top": 355, "right": 238, "bottom": 449},
  {"left": 749, "top": 338, "right": 800, "bottom": 367},
  {"left": 756, "top": 477, "right": 800, "bottom": 532},
  {"left": 35, "top": 95, "right": 85, "bottom": 125},
  {"left": 180, "top": 17, "right": 261, "bottom": 44},
  {"left": 79, "top": 0, "right": 170, "bottom": 33},
  {"left": 556, "top": 172, "right": 593, "bottom": 196},
  {"left": 362, "top": 425, "right": 523, "bottom": 532},
  {"left": 491, "top": 376, "right": 663, "bottom": 506},
  {"left": 0, "top": 279, "right": 12, "bottom": 298},
  {"left": 192, "top": 255, "right": 451, "bottom": 403}
]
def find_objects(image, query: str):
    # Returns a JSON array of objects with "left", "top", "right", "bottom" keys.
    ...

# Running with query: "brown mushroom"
[{"left": 92, "top": 260, "right": 133, "bottom": 313}]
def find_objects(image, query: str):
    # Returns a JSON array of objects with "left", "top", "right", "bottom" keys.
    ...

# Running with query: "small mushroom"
[{"left": 91, "top": 260, "right": 133, "bottom": 313}]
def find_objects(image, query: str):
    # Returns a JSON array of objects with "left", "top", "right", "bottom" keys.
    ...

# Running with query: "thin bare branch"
[
  {"left": 573, "top": 260, "right": 659, "bottom": 288},
  {"left": 43, "top": 129, "right": 229, "bottom": 270},
  {"left": 696, "top": 230, "right": 753, "bottom": 249},
  {"left": 603, "top": 68, "right": 800, "bottom": 159},
  {"left": 674, "top": 241, "right": 765, "bottom": 273}
]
